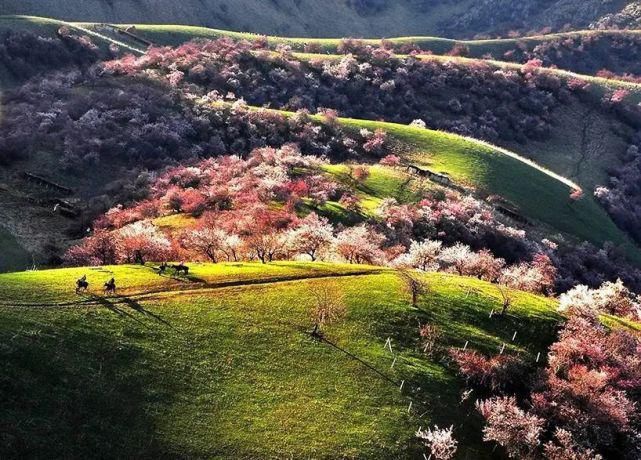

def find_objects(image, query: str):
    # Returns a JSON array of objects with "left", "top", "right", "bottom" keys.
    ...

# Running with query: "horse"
[
  {"left": 104, "top": 278, "right": 116, "bottom": 295},
  {"left": 75, "top": 276, "right": 89, "bottom": 294},
  {"left": 171, "top": 263, "right": 189, "bottom": 276},
  {"left": 157, "top": 262, "right": 168, "bottom": 275}
]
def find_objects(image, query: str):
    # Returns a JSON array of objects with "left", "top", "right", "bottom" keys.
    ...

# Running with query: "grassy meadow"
[{"left": 0, "top": 262, "right": 559, "bottom": 458}]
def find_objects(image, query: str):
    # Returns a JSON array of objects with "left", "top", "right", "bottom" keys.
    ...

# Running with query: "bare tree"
[
  {"left": 310, "top": 283, "right": 346, "bottom": 336},
  {"left": 496, "top": 283, "right": 513, "bottom": 316},
  {"left": 398, "top": 270, "right": 429, "bottom": 307}
]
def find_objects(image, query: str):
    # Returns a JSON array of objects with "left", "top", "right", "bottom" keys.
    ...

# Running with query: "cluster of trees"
[
  {"left": 98, "top": 38, "right": 641, "bottom": 254},
  {"left": 332, "top": 34, "right": 641, "bottom": 80},
  {"left": 61, "top": 136, "right": 641, "bottom": 294},
  {"left": 595, "top": 144, "right": 641, "bottom": 245},
  {"left": 0, "top": 64, "right": 392, "bottom": 169},
  {"left": 5, "top": 33, "right": 641, "bottom": 294},
  {"left": 104, "top": 38, "right": 566, "bottom": 144},
  {"left": 0, "top": 29, "right": 106, "bottom": 82},
  {"left": 562, "top": 80, "right": 641, "bottom": 250},
  {"left": 550, "top": 241, "right": 641, "bottom": 293},
  {"left": 495, "top": 33, "right": 641, "bottom": 78},
  {"left": 450, "top": 305, "right": 641, "bottom": 458},
  {"left": 65, "top": 146, "right": 562, "bottom": 295},
  {"left": 558, "top": 278, "right": 641, "bottom": 320}
]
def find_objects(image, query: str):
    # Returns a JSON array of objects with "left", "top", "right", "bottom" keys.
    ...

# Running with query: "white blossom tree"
[
  {"left": 415, "top": 425, "right": 458, "bottom": 460},
  {"left": 438, "top": 243, "right": 474, "bottom": 275},
  {"left": 558, "top": 278, "right": 641, "bottom": 319},
  {"left": 115, "top": 221, "right": 172, "bottom": 265},
  {"left": 398, "top": 239, "right": 442, "bottom": 271}
]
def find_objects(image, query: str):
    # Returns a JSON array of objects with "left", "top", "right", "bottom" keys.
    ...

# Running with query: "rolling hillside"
[
  {"left": 4, "top": 16, "right": 637, "bottom": 190},
  {"left": 2, "top": 103, "right": 637, "bottom": 271},
  {"left": 0, "top": 262, "right": 559, "bottom": 458},
  {"left": 329, "top": 115, "right": 632, "bottom": 253},
  {"left": 2, "top": 16, "right": 641, "bottom": 271},
  {"left": 2, "top": 12, "right": 641, "bottom": 460},
  {"left": 2, "top": 1, "right": 641, "bottom": 38},
  {"left": 9, "top": 16, "right": 641, "bottom": 79}
]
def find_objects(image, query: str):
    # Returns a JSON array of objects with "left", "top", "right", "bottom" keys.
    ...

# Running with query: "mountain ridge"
[{"left": 3, "top": 0, "right": 641, "bottom": 38}]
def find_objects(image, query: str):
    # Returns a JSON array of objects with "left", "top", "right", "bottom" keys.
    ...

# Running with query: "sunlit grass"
[
  {"left": 326, "top": 117, "right": 641, "bottom": 261},
  {"left": 0, "top": 264, "right": 560, "bottom": 458},
  {"left": 0, "top": 261, "right": 384, "bottom": 304}
]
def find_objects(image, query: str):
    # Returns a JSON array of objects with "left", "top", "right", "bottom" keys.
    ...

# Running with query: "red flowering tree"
[
  {"left": 64, "top": 230, "right": 117, "bottom": 266},
  {"left": 449, "top": 349, "right": 529, "bottom": 394},
  {"left": 530, "top": 314, "right": 641, "bottom": 455}
]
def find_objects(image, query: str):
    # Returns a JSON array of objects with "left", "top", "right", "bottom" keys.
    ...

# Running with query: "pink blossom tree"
[
  {"left": 476, "top": 396, "right": 544, "bottom": 459},
  {"left": 64, "top": 230, "right": 117, "bottom": 266},
  {"left": 114, "top": 221, "right": 172, "bottom": 265},
  {"left": 334, "top": 225, "right": 385, "bottom": 264},
  {"left": 286, "top": 212, "right": 335, "bottom": 261}
]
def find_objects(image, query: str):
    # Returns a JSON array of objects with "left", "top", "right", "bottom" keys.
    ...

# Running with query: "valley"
[{"left": 2, "top": 5, "right": 641, "bottom": 459}]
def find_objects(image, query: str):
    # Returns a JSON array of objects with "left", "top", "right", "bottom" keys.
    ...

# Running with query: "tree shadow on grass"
[
  {"left": 0, "top": 309, "right": 181, "bottom": 459},
  {"left": 92, "top": 294, "right": 177, "bottom": 331},
  {"left": 113, "top": 295, "right": 175, "bottom": 330}
]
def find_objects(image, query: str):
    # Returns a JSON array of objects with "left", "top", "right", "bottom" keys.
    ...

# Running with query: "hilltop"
[{"left": 2, "top": 1, "right": 641, "bottom": 38}]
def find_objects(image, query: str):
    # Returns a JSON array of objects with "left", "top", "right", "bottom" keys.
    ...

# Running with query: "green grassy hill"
[
  {"left": 1, "top": 101, "right": 638, "bottom": 272},
  {"left": 5, "top": 16, "right": 641, "bottom": 94},
  {"left": 4, "top": 15, "right": 637, "bottom": 187},
  {"left": 0, "top": 262, "right": 559, "bottom": 458},
  {"left": 318, "top": 114, "right": 641, "bottom": 262}
]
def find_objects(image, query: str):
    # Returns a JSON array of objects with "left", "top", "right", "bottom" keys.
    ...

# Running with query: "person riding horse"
[
  {"left": 75, "top": 274, "right": 89, "bottom": 294},
  {"left": 104, "top": 277, "right": 116, "bottom": 295},
  {"left": 157, "top": 262, "right": 168, "bottom": 275}
]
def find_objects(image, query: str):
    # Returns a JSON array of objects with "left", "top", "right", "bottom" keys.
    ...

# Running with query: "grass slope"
[
  {"left": 311, "top": 113, "right": 639, "bottom": 261},
  {"left": 0, "top": 16, "right": 145, "bottom": 54},
  {"left": 4, "top": 16, "right": 641, "bottom": 94},
  {"left": 95, "top": 23, "right": 641, "bottom": 57},
  {"left": 0, "top": 262, "right": 559, "bottom": 458}
]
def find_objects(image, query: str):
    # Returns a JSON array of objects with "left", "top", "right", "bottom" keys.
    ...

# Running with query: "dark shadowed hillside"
[{"left": 3, "top": 0, "right": 641, "bottom": 38}]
